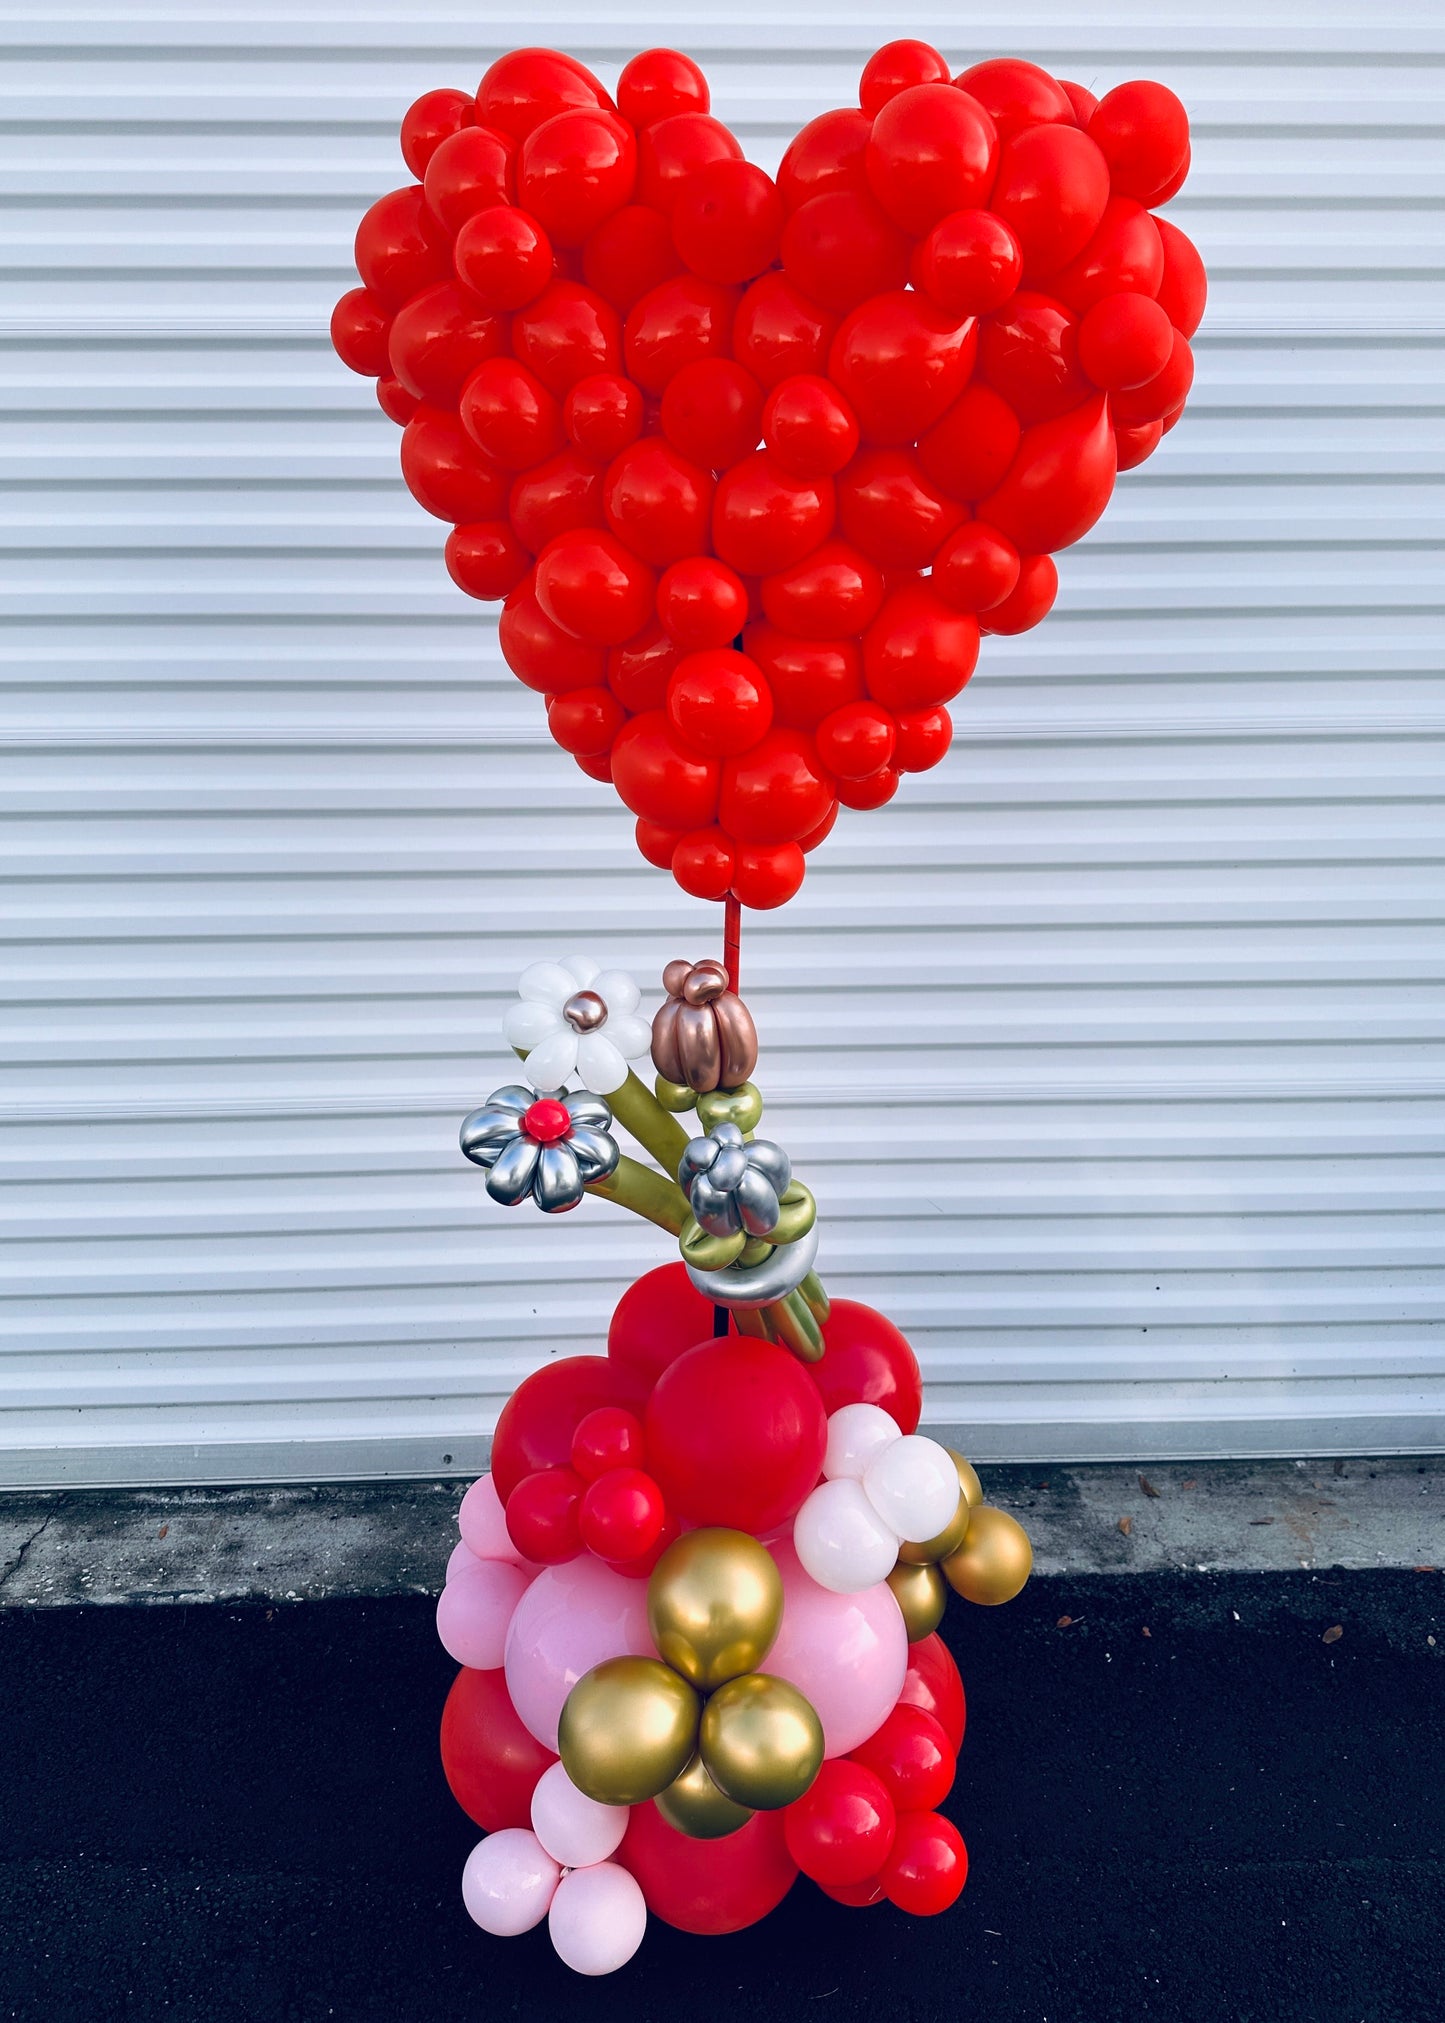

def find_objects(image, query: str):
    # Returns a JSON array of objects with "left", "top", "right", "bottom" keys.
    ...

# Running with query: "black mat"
[{"left": 3, "top": 1569, "right": 1441, "bottom": 2022}]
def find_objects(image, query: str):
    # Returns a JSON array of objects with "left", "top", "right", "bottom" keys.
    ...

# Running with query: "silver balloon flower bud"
[
  {"left": 459, "top": 1085, "right": 619, "bottom": 1215},
  {"left": 678, "top": 1120, "right": 792, "bottom": 1240}
]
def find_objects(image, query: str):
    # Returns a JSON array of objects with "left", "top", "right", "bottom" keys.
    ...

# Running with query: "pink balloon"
[
  {"left": 459, "top": 1472, "right": 536, "bottom": 1566},
  {"left": 764, "top": 1541, "right": 908, "bottom": 1756},
  {"left": 436, "top": 1557, "right": 531, "bottom": 1669},
  {"left": 504, "top": 1554, "right": 653, "bottom": 1751},
  {"left": 447, "top": 1537, "right": 480, "bottom": 1581}
]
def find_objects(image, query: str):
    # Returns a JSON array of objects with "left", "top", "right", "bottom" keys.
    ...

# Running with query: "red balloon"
[
  {"left": 498, "top": 578, "right": 607, "bottom": 693},
  {"left": 1109, "top": 328, "right": 1193, "bottom": 426},
  {"left": 880, "top": 1812, "right": 968, "bottom": 1916},
  {"left": 546, "top": 685, "right": 626, "bottom": 756},
  {"left": 453, "top": 205, "right": 552, "bottom": 310},
  {"left": 645, "top": 1335, "right": 827, "bottom": 1532},
  {"left": 672, "top": 158, "right": 783, "bottom": 285},
  {"left": 508, "top": 448, "right": 606, "bottom": 553},
  {"left": 983, "top": 551, "right": 1058, "bottom": 635},
  {"left": 579, "top": 1465, "right": 667, "bottom": 1560},
  {"left": 1061, "top": 79, "right": 1100, "bottom": 127},
  {"left": 837, "top": 449, "right": 962, "bottom": 569},
  {"left": 991, "top": 123, "right": 1111, "bottom": 279},
  {"left": 863, "top": 584, "right": 979, "bottom": 710},
  {"left": 720, "top": 726, "right": 834, "bottom": 846},
  {"left": 387, "top": 282, "right": 505, "bottom": 404},
  {"left": 354, "top": 185, "right": 451, "bottom": 310},
  {"left": 817, "top": 701, "right": 896, "bottom": 779},
  {"left": 582, "top": 203, "right": 684, "bottom": 312},
  {"left": 491, "top": 1353, "right": 643, "bottom": 1501},
  {"left": 607, "top": 1261, "right": 716, "bottom": 1386},
  {"left": 475, "top": 47, "right": 612, "bottom": 149},
  {"left": 899, "top": 1632, "right": 967, "bottom": 1752},
  {"left": 810, "top": 1298, "right": 923, "bottom": 1431},
  {"left": 634, "top": 817, "right": 685, "bottom": 870},
  {"left": 1079, "top": 291, "right": 1173, "bottom": 391},
  {"left": 619, "top": 1802, "right": 797, "bottom": 1935},
  {"left": 979, "top": 393, "right": 1117, "bottom": 555},
  {"left": 667, "top": 827, "right": 732, "bottom": 899},
  {"left": 829, "top": 290, "right": 976, "bottom": 447},
  {"left": 734, "top": 273, "right": 837, "bottom": 388},
  {"left": 1115, "top": 418, "right": 1163, "bottom": 470},
  {"left": 732, "top": 840, "right": 807, "bottom": 910},
  {"left": 762, "top": 541, "right": 884, "bottom": 641},
  {"left": 661, "top": 357, "right": 764, "bottom": 469},
  {"left": 606, "top": 619, "right": 680, "bottom": 711},
  {"left": 511, "top": 279, "right": 622, "bottom": 394},
  {"left": 535, "top": 526, "right": 656, "bottom": 644},
  {"left": 400, "top": 405, "right": 508, "bottom": 522},
  {"left": 776, "top": 108, "right": 872, "bottom": 213},
  {"left": 517, "top": 108, "right": 636, "bottom": 246},
  {"left": 850, "top": 1702, "right": 956, "bottom": 1812},
  {"left": 859, "top": 41, "right": 951, "bottom": 119},
  {"left": 330, "top": 287, "right": 391, "bottom": 377},
  {"left": 1089, "top": 80, "right": 1190, "bottom": 207},
  {"left": 459, "top": 356, "right": 562, "bottom": 470},
  {"left": 762, "top": 374, "right": 859, "bottom": 478},
  {"left": 400, "top": 87, "right": 474, "bottom": 180},
  {"left": 835, "top": 765, "right": 898, "bottom": 811},
  {"left": 893, "top": 705, "right": 952, "bottom": 773},
  {"left": 563, "top": 371, "right": 644, "bottom": 459},
  {"left": 745, "top": 624, "right": 864, "bottom": 731},
  {"left": 781, "top": 190, "right": 911, "bottom": 312},
  {"left": 953, "top": 57, "right": 1073, "bottom": 141},
  {"left": 799, "top": 803, "right": 840, "bottom": 852},
  {"left": 574, "top": 750, "right": 614, "bottom": 784},
  {"left": 376, "top": 375, "right": 419, "bottom": 426},
  {"left": 611, "top": 710, "right": 721, "bottom": 827},
  {"left": 617, "top": 48, "right": 710, "bottom": 128},
  {"left": 1148, "top": 138, "right": 1192, "bottom": 209},
  {"left": 445, "top": 520, "right": 530, "bottom": 600},
  {"left": 439, "top": 1666, "right": 555, "bottom": 1830},
  {"left": 603, "top": 437, "right": 713, "bottom": 566},
  {"left": 637, "top": 112, "right": 744, "bottom": 214},
  {"left": 713, "top": 452, "right": 835, "bottom": 577},
  {"left": 667, "top": 648, "right": 773, "bottom": 756},
  {"left": 820, "top": 1874, "right": 887, "bottom": 1908},
  {"left": 505, "top": 1464, "right": 585, "bottom": 1562},
  {"left": 916, "top": 209, "right": 1022, "bottom": 318},
  {"left": 657, "top": 557, "right": 749, "bottom": 651},
  {"left": 783, "top": 1761, "right": 897, "bottom": 1886},
  {"left": 624, "top": 274, "right": 740, "bottom": 394},
  {"left": 1154, "top": 216, "right": 1208, "bottom": 338},
  {"left": 933, "top": 523, "right": 1021, "bottom": 612},
  {"left": 423, "top": 129, "right": 514, "bottom": 237},
  {"left": 978, "top": 291, "right": 1090, "bottom": 425},
  {"left": 1049, "top": 195, "right": 1163, "bottom": 312},
  {"left": 917, "top": 384, "right": 1021, "bottom": 503},
  {"left": 864, "top": 85, "right": 998, "bottom": 235},
  {"left": 571, "top": 1404, "right": 646, "bottom": 1479}
]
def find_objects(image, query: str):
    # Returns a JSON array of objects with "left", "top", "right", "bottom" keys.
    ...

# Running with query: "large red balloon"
[
  {"left": 898, "top": 1631, "right": 967, "bottom": 1752},
  {"left": 645, "top": 1335, "right": 827, "bottom": 1532},
  {"left": 618, "top": 1802, "right": 798, "bottom": 1934},
  {"left": 828, "top": 290, "right": 976, "bottom": 446},
  {"left": 979, "top": 393, "right": 1117, "bottom": 555},
  {"left": 809, "top": 1299, "right": 923, "bottom": 1431},
  {"left": 607, "top": 1262, "right": 716, "bottom": 1386},
  {"left": 490, "top": 1354, "right": 645, "bottom": 1502},
  {"left": 475, "top": 47, "right": 612, "bottom": 149},
  {"left": 439, "top": 1666, "right": 555, "bottom": 1829}
]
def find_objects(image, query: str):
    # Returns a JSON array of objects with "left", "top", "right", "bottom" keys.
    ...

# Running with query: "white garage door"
[{"left": 2, "top": 2, "right": 1442, "bottom": 1485}]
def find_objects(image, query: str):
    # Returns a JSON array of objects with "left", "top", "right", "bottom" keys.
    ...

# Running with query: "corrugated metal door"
[{"left": 2, "top": 3, "right": 1442, "bottom": 1485}]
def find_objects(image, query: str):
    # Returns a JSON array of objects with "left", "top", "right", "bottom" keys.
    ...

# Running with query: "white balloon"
[
  {"left": 792, "top": 1477, "right": 900, "bottom": 1594},
  {"left": 519, "top": 1028, "right": 580, "bottom": 1091},
  {"left": 461, "top": 1830, "right": 560, "bottom": 1938},
  {"left": 530, "top": 1760, "right": 628, "bottom": 1869},
  {"left": 822, "top": 1401, "right": 901, "bottom": 1482},
  {"left": 863, "top": 1434, "right": 961, "bottom": 1542},
  {"left": 548, "top": 1862, "right": 647, "bottom": 1976}
]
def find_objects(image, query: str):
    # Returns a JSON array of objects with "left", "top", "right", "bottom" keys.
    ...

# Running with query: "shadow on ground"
[{"left": 2, "top": 1570, "right": 1441, "bottom": 2022}]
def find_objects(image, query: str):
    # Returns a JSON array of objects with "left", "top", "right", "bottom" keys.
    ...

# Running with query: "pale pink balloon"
[
  {"left": 446, "top": 1537, "right": 480, "bottom": 1582},
  {"left": 504, "top": 1555, "right": 653, "bottom": 1752},
  {"left": 436, "top": 1556, "right": 531, "bottom": 1669},
  {"left": 765, "top": 1541, "right": 908, "bottom": 1757},
  {"left": 458, "top": 1473, "right": 534, "bottom": 1566}
]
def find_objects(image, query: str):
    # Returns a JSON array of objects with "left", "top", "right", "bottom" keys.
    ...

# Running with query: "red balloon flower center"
[{"left": 523, "top": 1097, "right": 573, "bottom": 1143}]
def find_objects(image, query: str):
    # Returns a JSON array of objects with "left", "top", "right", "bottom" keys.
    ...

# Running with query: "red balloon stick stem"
[{"left": 723, "top": 891, "right": 742, "bottom": 995}]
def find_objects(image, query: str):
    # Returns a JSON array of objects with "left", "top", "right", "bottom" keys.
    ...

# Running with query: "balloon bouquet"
[{"left": 332, "top": 36, "right": 1204, "bottom": 1978}]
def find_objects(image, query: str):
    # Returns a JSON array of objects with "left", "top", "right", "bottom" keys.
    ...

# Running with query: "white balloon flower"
[{"left": 503, "top": 953, "right": 653, "bottom": 1096}]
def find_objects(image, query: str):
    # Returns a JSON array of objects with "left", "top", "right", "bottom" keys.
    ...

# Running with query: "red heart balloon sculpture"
[{"left": 332, "top": 41, "right": 1206, "bottom": 911}]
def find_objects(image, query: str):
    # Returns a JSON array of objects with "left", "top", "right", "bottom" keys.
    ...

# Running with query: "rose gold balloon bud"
[{"left": 651, "top": 960, "right": 759, "bottom": 1093}]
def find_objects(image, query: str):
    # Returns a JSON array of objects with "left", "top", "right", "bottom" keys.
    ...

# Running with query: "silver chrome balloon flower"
[
  {"left": 678, "top": 1121, "right": 791, "bottom": 1239},
  {"left": 460, "top": 1084, "right": 620, "bottom": 1214}
]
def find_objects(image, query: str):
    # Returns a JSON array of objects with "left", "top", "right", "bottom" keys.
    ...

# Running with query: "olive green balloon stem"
[
  {"left": 608, "top": 1068, "right": 695, "bottom": 1181},
  {"left": 585, "top": 1154, "right": 690, "bottom": 1235},
  {"left": 769, "top": 1288, "right": 826, "bottom": 1362},
  {"left": 800, "top": 1272, "right": 830, "bottom": 1324},
  {"left": 731, "top": 1305, "right": 779, "bottom": 1343}
]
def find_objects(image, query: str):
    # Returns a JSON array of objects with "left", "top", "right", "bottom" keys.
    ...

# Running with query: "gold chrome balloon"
[
  {"left": 887, "top": 1559, "right": 949, "bottom": 1640},
  {"left": 558, "top": 1656, "right": 700, "bottom": 1806},
  {"left": 695, "top": 1082, "right": 764, "bottom": 1135},
  {"left": 699, "top": 1673, "right": 824, "bottom": 1811},
  {"left": 654, "top": 1750, "right": 754, "bottom": 1840},
  {"left": 896, "top": 1486, "right": 971, "bottom": 1566},
  {"left": 942, "top": 1503, "right": 1033, "bottom": 1607},
  {"left": 648, "top": 1528, "right": 785, "bottom": 1691},
  {"left": 948, "top": 1447, "right": 984, "bottom": 1509}
]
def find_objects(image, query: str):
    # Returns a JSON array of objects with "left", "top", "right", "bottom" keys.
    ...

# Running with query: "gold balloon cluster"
[
  {"left": 558, "top": 1529, "right": 823, "bottom": 1837},
  {"left": 885, "top": 1449, "right": 1033, "bottom": 1638}
]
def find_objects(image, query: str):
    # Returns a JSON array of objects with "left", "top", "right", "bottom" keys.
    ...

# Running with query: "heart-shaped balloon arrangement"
[{"left": 332, "top": 40, "right": 1206, "bottom": 913}]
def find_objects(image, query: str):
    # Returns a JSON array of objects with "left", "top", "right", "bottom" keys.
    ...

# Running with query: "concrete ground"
[{"left": 2, "top": 1481, "right": 1443, "bottom": 2022}]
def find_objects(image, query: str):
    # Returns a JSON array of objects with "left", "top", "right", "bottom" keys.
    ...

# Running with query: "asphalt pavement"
[{"left": 3, "top": 1568, "right": 1441, "bottom": 2023}]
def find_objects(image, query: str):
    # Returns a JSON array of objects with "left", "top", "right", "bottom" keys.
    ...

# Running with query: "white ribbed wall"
[{"left": 2, "top": 2, "right": 1442, "bottom": 1485}]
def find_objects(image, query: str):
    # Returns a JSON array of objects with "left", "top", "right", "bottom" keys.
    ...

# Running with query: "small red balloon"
[
  {"left": 899, "top": 1632, "right": 967, "bottom": 1752},
  {"left": 637, "top": 112, "right": 744, "bottom": 214},
  {"left": 863, "top": 584, "right": 979, "bottom": 710},
  {"left": 810, "top": 1298, "right": 923, "bottom": 1431},
  {"left": 354, "top": 185, "right": 451, "bottom": 309},
  {"left": 459, "top": 356, "right": 563, "bottom": 470},
  {"left": 835, "top": 765, "right": 898, "bottom": 811},
  {"left": 776, "top": 108, "right": 873, "bottom": 213},
  {"left": 933, "top": 523, "right": 1021, "bottom": 613},
  {"left": 713, "top": 453, "right": 835, "bottom": 577},
  {"left": 564, "top": 371, "right": 644, "bottom": 459},
  {"left": 864, "top": 84, "right": 999, "bottom": 235},
  {"left": 518, "top": 107, "right": 637, "bottom": 246},
  {"left": 535, "top": 526, "right": 656, "bottom": 645},
  {"left": 660, "top": 356, "right": 764, "bottom": 469},
  {"left": 850, "top": 1702, "right": 956, "bottom": 1813},
  {"left": 423, "top": 129, "right": 514, "bottom": 237},
  {"left": 491, "top": 1353, "right": 644, "bottom": 1501},
  {"left": 657, "top": 557, "right": 749, "bottom": 651},
  {"left": 603, "top": 436, "right": 714, "bottom": 567},
  {"left": 611, "top": 710, "right": 722, "bottom": 828},
  {"left": 817, "top": 701, "right": 896, "bottom": 780},
  {"left": 512, "top": 278, "right": 622, "bottom": 394},
  {"left": 1089, "top": 80, "right": 1190, "bottom": 207},
  {"left": 880, "top": 1811, "right": 968, "bottom": 1916},
  {"left": 439, "top": 1666, "right": 555, "bottom": 1830},
  {"left": 504, "top": 1464, "right": 585, "bottom": 1563},
  {"left": 859, "top": 41, "right": 951, "bottom": 119},
  {"left": 672, "top": 158, "right": 783, "bottom": 284},
  {"left": 721, "top": 726, "right": 834, "bottom": 846},
  {"left": 979, "top": 393, "right": 1116, "bottom": 555},
  {"left": 667, "top": 648, "right": 773, "bottom": 757},
  {"left": 734, "top": 273, "right": 837, "bottom": 388},
  {"left": 762, "top": 541, "right": 884, "bottom": 641},
  {"left": 829, "top": 289, "right": 977, "bottom": 447},
  {"left": 645, "top": 1335, "right": 828, "bottom": 1533},
  {"left": 953, "top": 57, "right": 1073, "bottom": 142},
  {"left": 762, "top": 374, "right": 859, "bottom": 478},
  {"left": 745, "top": 625, "right": 865, "bottom": 731},
  {"left": 979, "top": 291, "right": 1090, "bottom": 426},
  {"left": 401, "top": 405, "right": 508, "bottom": 522},
  {"left": 916, "top": 208, "right": 1022, "bottom": 318},
  {"left": 1154, "top": 217, "right": 1208, "bottom": 338},
  {"left": 508, "top": 449, "right": 606, "bottom": 553},
  {"left": 1078, "top": 291, "right": 1173, "bottom": 390},
  {"left": 983, "top": 551, "right": 1058, "bottom": 636},
  {"left": 1049, "top": 195, "right": 1164, "bottom": 312},
  {"left": 893, "top": 705, "right": 953, "bottom": 774},
  {"left": 377, "top": 374, "right": 417, "bottom": 425},
  {"left": 573, "top": 1405, "right": 647, "bottom": 1481},
  {"left": 781, "top": 189, "right": 911, "bottom": 312},
  {"left": 1115, "top": 418, "right": 1163, "bottom": 470},
  {"left": 624, "top": 274, "right": 740, "bottom": 393},
  {"left": 499, "top": 578, "right": 607, "bottom": 694},
  {"left": 617, "top": 48, "right": 710, "bottom": 128},
  {"left": 607, "top": 620, "right": 681, "bottom": 712},
  {"left": 672, "top": 826, "right": 737, "bottom": 901},
  {"left": 330, "top": 287, "right": 391, "bottom": 377},
  {"left": 1108, "top": 328, "right": 1193, "bottom": 426},
  {"left": 453, "top": 204, "right": 552, "bottom": 310},
  {"left": 387, "top": 281, "right": 506, "bottom": 404},
  {"left": 731, "top": 840, "right": 807, "bottom": 910},
  {"left": 837, "top": 449, "right": 963, "bottom": 568},
  {"left": 546, "top": 685, "right": 626, "bottom": 757},
  {"left": 990, "top": 123, "right": 1112, "bottom": 279},
  {"left": 582, "top": 203, "right": 685, "bottom": 312},
  {"left": 579, "top": 1465, "right": 667, "bottom": 1561},
  {"left": 400, "top": 87, "right": 474, "bottom": 180},
  {"left": 783, "top": 1761, "right": 898, "bottom": 1886},
  {"left": 475, "top": 48, "right": 612, "bottom": 149},
  {"left": 820, "top": 1874, "right": 887, "bottom": 1908},
  {"left": 445, "top": 520, "right": 530, "bottom": 601},
  {"left": 917, "top": 385, "right": 1022, "bottom": 504}
]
